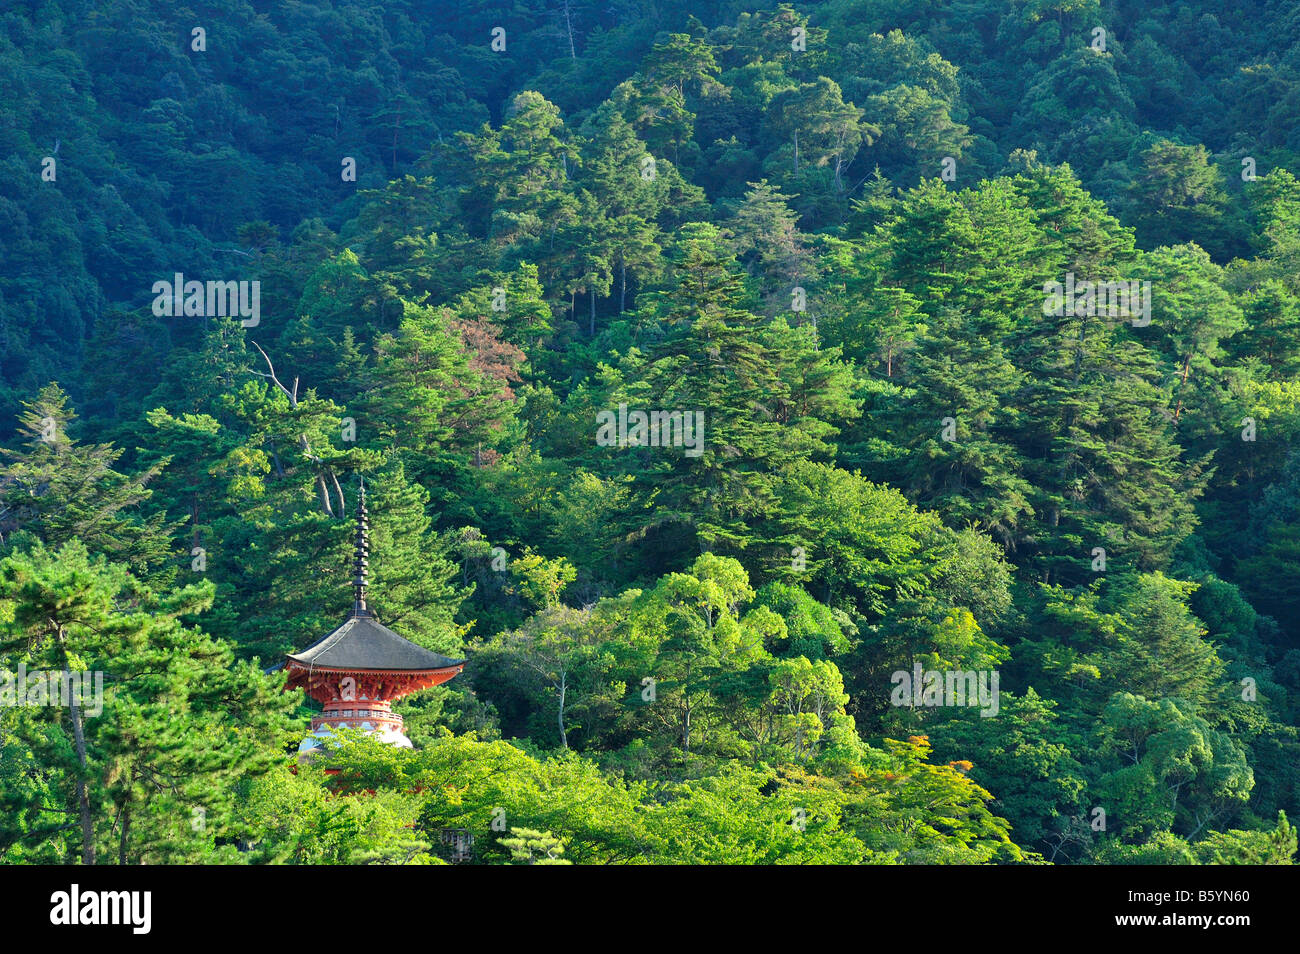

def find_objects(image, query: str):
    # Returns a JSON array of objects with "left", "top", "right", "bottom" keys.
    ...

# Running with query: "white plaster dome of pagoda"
[{"left": 298, "top": 722, "right": 414, "bottom": 753}]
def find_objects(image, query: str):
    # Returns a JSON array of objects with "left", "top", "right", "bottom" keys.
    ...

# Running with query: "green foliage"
[
  {"left": 2, "top": 0, "right": 1298, "bottom": 867},
  {"left": 501, "top": 827, "right": 572, "bottom": 865},
  {"left": 0, "top": 541, "right": 301, "bottom": 863}
]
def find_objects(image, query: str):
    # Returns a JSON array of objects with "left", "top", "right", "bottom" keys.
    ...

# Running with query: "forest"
[{"left": 0, "top": 0, "right": 1298, "bottom": 865}]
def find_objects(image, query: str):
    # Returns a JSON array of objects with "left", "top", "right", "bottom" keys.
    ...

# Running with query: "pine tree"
[
  {"left": 0, "top": 542, "right": 300, "bottom": 864},
  {"left": 1, "top": 384, "right": 177, "bottom": 578},
  {"left": 622, "top": 224, "right": 795, "bottom": 554}
]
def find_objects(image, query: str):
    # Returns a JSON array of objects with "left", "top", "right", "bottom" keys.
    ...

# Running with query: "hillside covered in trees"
[{"left": 1, "top": 0, "right": 1298, "bottom": 865}]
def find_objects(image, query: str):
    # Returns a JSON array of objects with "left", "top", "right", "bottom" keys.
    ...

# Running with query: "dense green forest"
[{"left": 1, "top": 0, "right": 1298, "bottom": 865}]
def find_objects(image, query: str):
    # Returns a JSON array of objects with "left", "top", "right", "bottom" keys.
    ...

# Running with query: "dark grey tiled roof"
[{"left": 287, "top": 611, "right": 464, "bottom": 672}]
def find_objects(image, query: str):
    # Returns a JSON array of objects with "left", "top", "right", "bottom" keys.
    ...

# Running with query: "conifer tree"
[
  {"left": 0, "top": 542, "right": 300, "bottom": 864},
  {"left": 0, "top": 385, "right": 177, "bottom": 577}
]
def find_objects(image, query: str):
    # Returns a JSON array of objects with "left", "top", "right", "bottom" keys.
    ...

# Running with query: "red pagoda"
[{"left": 283, "top": 479, "right": 464, "bottom": 755}]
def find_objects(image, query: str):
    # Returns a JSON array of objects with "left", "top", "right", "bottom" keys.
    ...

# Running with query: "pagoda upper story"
[{"left": 284, "top": 478, "right": 463, "bottom": 754}]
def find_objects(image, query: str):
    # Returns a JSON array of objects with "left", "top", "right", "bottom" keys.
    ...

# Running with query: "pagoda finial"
[{"left": 352, "top": 475, "right": 370, "bottom": 616}]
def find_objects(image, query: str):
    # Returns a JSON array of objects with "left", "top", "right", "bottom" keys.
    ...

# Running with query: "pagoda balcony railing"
[{"left": 311, "top": 710, "right": 404, "bottom": 732}]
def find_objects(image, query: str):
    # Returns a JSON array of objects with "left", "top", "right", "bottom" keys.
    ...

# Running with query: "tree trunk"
[
  {"left": 316, "top": 474, "right": 334, "bottom": 516},
  {"left": 1173, "top": 353, "right": 1192, "bottom": 424},
  {"left": 620, "top": 258, "right": 627, "bottom": 314},
  {"left": 589, "top": 286, "right": 596, "bottom": 336},
  {"left": 683, "top": 699, "right": 691, "bottom": 755},
  {"left": 329, "top": 470, "right": 346, "bottom": 516},
  {"left": 58, "top": 640, "right": 94, "bottom": 866},
  {"left": 562, "top": 0, "right": 577, "bottom": 59},
  {"left": 792, "top": 129, "right": 799, "bottom": 175},
  {"left": 557, "top": 671, "right": 568, "bottom": 749},
  {"left": 119, "top": 805, "right": 130, "bottom": 865},
  {"left": 682, "top": 663, "right": 692, "bottom": 755},
  {"left": 69, "top": 692, "right": 94, "bottom": 865}
]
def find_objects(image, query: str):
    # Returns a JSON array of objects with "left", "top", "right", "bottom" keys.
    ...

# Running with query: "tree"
[
  {"left": 243, "top": 342, "right": 372, "bottom": 518},
  {"left": 1097, "top": 693, "right": 1253, "bottom": 842},
  {"left": 1192, "top": 812, "right": 1296, "bottom": 864},
  {"left": 819, "top": 283, "right": 922, "bottom": 376},
  {"left": 725, "top": 180, "right": 817, "bottom": 309},
  {"left": 768, "top": 78, "right": 877, "bottom": 192},
  {"left": 1142, "top": 243, "right": 1243, "bottom": 427},
  {"left": 766, "top": 656, "right": 851, "bottom": 758},
  {"left": 630, "top": 554, "right": 770, "bottom": 756},
  {"left": 1105, "top": 574, "right": 1226, "bottom": 709},
  {"left": 1233, "top": 278, "right": 1300, "bottom": 379},
  {"left": 867, "top": 84, "right": 973, "bottom": 176},
  {"left": 369, "top": 303, "right": 523, "bottom": 476},
  {"left": 501, "top": 827, "right": 572, "bottom": 864},
  {"left": 639, "top": 34, "right": 721, "bottom": 100},
  {"left": 1, "top": 384, "right": 177, "bottom": 577},
  {"left": 1125, "top": 141, "right": 1231, "bottom": 252},
  {"left": 0, "top": 542, "right": 299, "bottom": 864},
  {"left": 929, "top": 689, "right": 1087, "bottom": 859},
  {"left": 763, "top": 461, "right": 946, "bottom": 616},
  {"left": 620, "top": 224, "right": 792, "bottom": 553},
  {"left": 760, "top": 317, "right": 861, "bottom": 459},
  {"left": 751, "top": 581, "right": 852, "bottom": 659}
]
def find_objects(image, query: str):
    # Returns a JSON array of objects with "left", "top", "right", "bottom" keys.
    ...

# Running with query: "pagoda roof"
[{"left": 286, "top": 610, "right": 464, "bottom": 674}]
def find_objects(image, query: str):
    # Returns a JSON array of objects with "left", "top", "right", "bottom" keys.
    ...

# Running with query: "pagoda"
[{"left": 283, "top": 479, "right": 464, "bottom": 756}]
